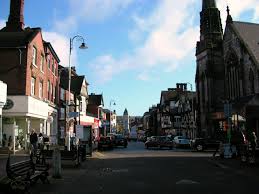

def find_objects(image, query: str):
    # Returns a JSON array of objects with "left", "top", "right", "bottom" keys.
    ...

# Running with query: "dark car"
[
  {"left": 145, "top": 136, "right": 173, "bottom": 149},
  {"left": 113, "top": 134, "right": 128, "bottom": 148},
  {"left": 191, "top": 138, "right": 220, "bottom": 151},
  {"left": 98, "top": 136, "right": 113, "bottom": 150}
]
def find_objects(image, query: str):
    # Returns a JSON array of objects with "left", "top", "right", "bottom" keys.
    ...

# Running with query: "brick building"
[{"left": 0, "top": 0, "right": 60, "bottom": 150}]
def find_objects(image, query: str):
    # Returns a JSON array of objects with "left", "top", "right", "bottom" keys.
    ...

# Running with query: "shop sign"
[{"left": 3, "top": 99, "right": 14, "bottom": 110}]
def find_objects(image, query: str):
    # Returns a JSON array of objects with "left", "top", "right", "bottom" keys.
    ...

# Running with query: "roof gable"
[{"left": 231, "top": 21, "right": 259, "bottom": 65}]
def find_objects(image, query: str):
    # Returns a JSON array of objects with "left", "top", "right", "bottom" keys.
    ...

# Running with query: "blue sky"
[{"left": 1, "top": 0, "right": 259, "bottom": 116}]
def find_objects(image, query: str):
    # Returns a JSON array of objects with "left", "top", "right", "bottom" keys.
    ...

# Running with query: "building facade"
[
  {"left": 195, "top": 0, "right": 225, "bottom": 137},
  {"left": 0, "top": 0, "right": 60, "bottom": 150},
  {"left": 196, "top": 0, "right": 259, "bottom": 138},
  {"left": 0, "top": 81, "right": 7, "bottom": 147}
]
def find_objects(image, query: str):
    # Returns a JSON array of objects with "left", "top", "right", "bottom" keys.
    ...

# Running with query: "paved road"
[{"left": 30, "top": 141, "right": 259, "bottom": 194}]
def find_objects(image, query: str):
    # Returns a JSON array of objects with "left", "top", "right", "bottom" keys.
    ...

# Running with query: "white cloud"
[
  {"left": 88, "top": 0, "right": 259, "bottom": 84},
  {"left": 88, "top": 0, "right": 199, "bottom": 83},
  {"left": 53, "top": 0, "right": 133, "bottom": 33},
  {"left": 217, "top": 0, "right": 259, "bottom": 24},
  {"left": 0, "top": 19, "right": 5, "bottom": 29},
  {"left": 137, "top": 72, "right": 150, "bottom": 81},
  {"left": 42, "top": 32, "right": 77, "bottom": 67}
]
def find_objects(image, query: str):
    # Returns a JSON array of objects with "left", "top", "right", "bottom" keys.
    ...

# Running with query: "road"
[{"left": 30, "top": 141, "right": 259, "bottom": 194}]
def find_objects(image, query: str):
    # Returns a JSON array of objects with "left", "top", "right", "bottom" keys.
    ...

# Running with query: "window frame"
[
  {"left": 31, "top": 77, "right": 36, "bottom": 96},
  {"left": 32, "top": 46, "right": 37, "bottom": 67}
]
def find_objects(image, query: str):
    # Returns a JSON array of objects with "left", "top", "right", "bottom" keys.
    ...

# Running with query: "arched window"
[
  {"left": 226, "top": 52, "right": 239, "bottom": 99},
  {"left": 249, "top": 69, "right": 255, "bottom": 94}
]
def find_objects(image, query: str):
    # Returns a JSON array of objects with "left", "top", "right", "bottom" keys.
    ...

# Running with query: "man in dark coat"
[{"left": 30, "top": 129, "right": 38, "bottom": 155}]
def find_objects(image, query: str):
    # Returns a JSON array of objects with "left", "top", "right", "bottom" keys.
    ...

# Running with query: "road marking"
[
  {"left": 95, "top": 152, "right": 105, "bottom": 157},
  {"left": 176, "top": 179, "right": 200, "bottom": 185}
]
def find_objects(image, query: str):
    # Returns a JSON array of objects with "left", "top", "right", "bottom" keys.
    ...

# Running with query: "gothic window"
[
  {"left": 226, "top": 52, "right": 239, "bottom": 99},
  {"left": 249, "top": 69, "right": 255, "bottom": 94}
]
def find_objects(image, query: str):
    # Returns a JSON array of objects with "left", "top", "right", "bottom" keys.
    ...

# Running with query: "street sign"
[
  {"left": 76, "top": 125, "right": 84, "bottom": 139},
  {"left": 68, "top": 112, "right": 79, "bottom": 118}
]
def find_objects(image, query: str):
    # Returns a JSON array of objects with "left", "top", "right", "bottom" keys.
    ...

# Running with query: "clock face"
[{"left": 3, "top": 99, "right": 14, "bottom": 110}]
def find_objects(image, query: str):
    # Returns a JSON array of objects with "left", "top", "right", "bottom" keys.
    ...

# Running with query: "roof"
[
  {"left": 160, "top": 90, "right": 178, "bottom": 104},
  {"left": 88, "top": 94, "right": 103, "bottom": 106},
  {"left": 123, "top": 108, "right": 128, "bottom": 115},
  {"left": 71, "top": 76, "right": 86, "bottom": 95},
  {"left": 0, "top": 27, "right": 40, "bottom": 47},
  {"left": 232, "top": 21, "right": 259, "bottom": 65}
]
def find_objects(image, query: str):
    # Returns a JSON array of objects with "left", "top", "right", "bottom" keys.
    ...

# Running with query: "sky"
[{"left": 1, "top": 0, "right": 259, "bottom": 116}]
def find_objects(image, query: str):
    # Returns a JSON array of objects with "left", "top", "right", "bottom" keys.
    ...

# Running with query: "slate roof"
[
  {"left": 0, "top": 27, "right": 40, "bottom": 47},
  {"left": 88, "top": 94, "right": 103, "bottom": 106},
  {"left": 232, "top": 21, "right": 259, "bottom": 65}
]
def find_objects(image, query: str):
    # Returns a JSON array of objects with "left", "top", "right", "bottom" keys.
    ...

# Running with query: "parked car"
[
  {"left": 113, "top": 134, "right": 128, "bottom": 148},
  {"left": 145, "top": 136, "right": 173, "bottom": 149},
  {"left": 191, "top": 138, "right": 220, "bottom": 151},
  {"left": 173, "top": 136, "right": 191, "bottom": 148},
  {"left": 98, "top": 136, "right": 113, "bottom": 150}
]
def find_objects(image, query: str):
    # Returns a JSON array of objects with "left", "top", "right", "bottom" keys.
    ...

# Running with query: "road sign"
[{"left": 68, "top": 112, "right": 79, "bottom": 118}]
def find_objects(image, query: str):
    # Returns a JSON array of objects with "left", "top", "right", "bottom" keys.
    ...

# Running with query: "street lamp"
[
  {"left": 186, "top": 82, "right": 194, "bottom": 139},
  {"left": 109, "top": 100, "right": 116, "bottom": 134},
  {"left": 67, "top": 35, "right": 87, "bottom": 151}
]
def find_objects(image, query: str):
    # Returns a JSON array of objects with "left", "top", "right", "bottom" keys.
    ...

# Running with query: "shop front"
[
  {"left": 2, "top": 95, "right": 49, "bottom": 151},
  {"left": 0, "top": 81, "right": 7, "bottom": 147}
]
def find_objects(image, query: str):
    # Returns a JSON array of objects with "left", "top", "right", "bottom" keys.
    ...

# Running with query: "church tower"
[
  {"left": 195, "top": 0, "right": 225, "bottom": 137},
  {"left": 123, "top": 108, "right": 129, "bottom": 135}
]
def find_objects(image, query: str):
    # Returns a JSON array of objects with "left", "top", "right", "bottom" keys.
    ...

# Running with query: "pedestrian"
[
  {"left": 2, "top": 134, "right": 7, "bottom": 147},
  {"left": 8, "top": 136, "right": 12, "bottom": 148},
  {"left": 38, "top": 133, "right": 44, "bottom": 150},
  {"left": 248, "top": 130, "right": 257, "bottom": 157},
  {"left": 30, "top": 129, "right": 38, "bottom": 155}
]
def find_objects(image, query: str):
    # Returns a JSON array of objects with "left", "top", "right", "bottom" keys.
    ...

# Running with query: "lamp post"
[
  {"left": 187, "top": 82, "right": 194, "bottom": 139},
  {"left": 67, "top": 35, "right": 87, "bottom": 151},
  {"left": 109, "top": 100, "right": 116, "bottom": 134}
]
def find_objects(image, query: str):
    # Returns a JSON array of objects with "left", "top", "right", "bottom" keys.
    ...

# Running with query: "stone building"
[
  {"left": 195, "top": 0, "right": 225, "bottom": 137},
  {"left": 196, "top": 0, "right": 259, "bottom": 137}
]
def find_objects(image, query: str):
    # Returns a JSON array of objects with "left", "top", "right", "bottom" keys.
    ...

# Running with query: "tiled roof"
[
  {"left": 232, "top": 21, "right": 259, "bottom": 65},
  {"left": 88, "top": 94, "right": 103, "bottom": 106}
]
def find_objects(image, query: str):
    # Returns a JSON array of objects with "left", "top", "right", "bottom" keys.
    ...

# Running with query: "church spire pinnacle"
[{"left": 226, "top": 5, "right": 233, "bottom": 24}]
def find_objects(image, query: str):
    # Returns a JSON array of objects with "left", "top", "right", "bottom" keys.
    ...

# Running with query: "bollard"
[{"left": 52, "top": 146, "right": 62, "bottom": 178}]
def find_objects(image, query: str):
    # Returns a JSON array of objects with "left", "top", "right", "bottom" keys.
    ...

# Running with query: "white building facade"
[{"left": 0, "top": 81, "right": 7, "bottom": 147}]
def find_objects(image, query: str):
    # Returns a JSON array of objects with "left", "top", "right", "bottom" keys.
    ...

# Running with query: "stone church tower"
[
  {"left": 195, "top": 0, "right": 225, "bottom": 137},
  {"left": 123, "top": 108, "right": 129, "bottom": 135}
]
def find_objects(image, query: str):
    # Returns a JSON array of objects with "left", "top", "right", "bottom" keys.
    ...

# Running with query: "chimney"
[{"left": 6, "top": 0, "right": 25, "bottom": 31}]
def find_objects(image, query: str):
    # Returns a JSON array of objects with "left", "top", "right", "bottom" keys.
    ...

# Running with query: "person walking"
[
  {"left": 2, "top": 134, "right": 7, "bottom": 147},
  {"left": 30, "top": 129, "right": 38, "bottom": 155},
  {"left": 38, "top": 133, "right": 44, "bottom": 150}
]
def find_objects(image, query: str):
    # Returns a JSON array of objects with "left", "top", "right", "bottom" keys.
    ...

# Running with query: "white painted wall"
[{"left": 3, "top": 96, "right": 48, "bottom": 118}]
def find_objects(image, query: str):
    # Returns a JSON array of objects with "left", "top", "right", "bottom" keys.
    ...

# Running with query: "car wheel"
[
  {"left": 196, "top": 144, "right": 203, "bottom": 151},
  {"left": 169, "top": 146, "right": 173, "bottom": 150}
]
